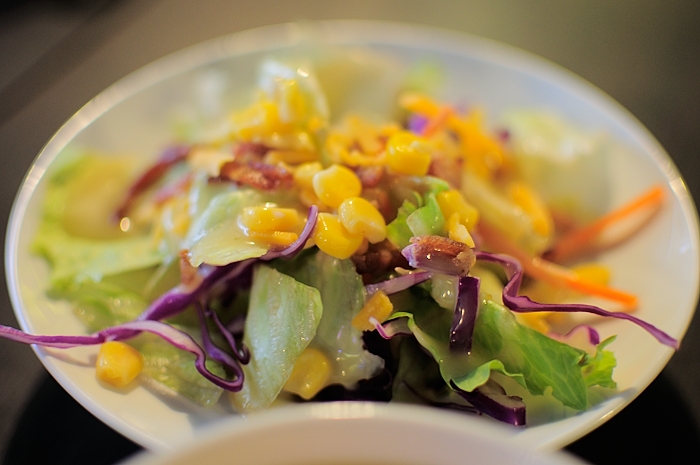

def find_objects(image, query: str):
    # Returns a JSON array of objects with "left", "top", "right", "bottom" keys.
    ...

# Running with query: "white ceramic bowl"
[
  {"left": 6, "top": 20, "right": 699, "bottom": 452},
  {"left": 119, "top": 402, "right": 588, "bottom": 465}
]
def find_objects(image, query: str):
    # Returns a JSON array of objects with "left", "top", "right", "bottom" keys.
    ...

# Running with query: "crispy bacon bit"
[
  {"left": 114, "top": 145, "right": 190, "bottom": 220},
  {"left": 361, "top": 187, "right": 392, "bottom": 221},
  {"left": 352, "top": 240, "right": 408, "bottom": 277},
  {"left": 428, "top": 152, "right": 463, "bottom": 189},
  {"left": 219, "top": 160, "right": 293, "bottom": 191},
  {"left": 179, "top": 250, "right": 202, "bottom": 289},
  {"left": 355, "top": 165, "right": 385, "bottom": 188},
  {"left": 402, "top": 235, "right": 475, "bottom": 276},
  {"left": 233, "top": 142, "right": 270, "bottom": 161},
  {"left": 153, "top": 173, "right": 193, "bottom": 206}
]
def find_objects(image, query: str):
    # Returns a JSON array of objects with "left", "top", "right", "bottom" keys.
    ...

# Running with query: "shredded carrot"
[
  {"left": 548, "top": 184, "right": 665, "bottom": 263},
  {"left": 478, "top": 221, "right": 638, "bottom": 311},
  {"left": 421, "top": 106, "right": 454, "bottom": 138}
]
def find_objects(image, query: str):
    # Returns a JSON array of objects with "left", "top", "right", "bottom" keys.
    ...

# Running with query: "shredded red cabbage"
[
  {"left": 450, "top": 379, "right": 526, "bottom": 426},
  {"left": 195, "top": 302, "right": 246, "bottom": 384},
  {"left": 137, "top": 206, "right": 318, "bottom": 323},
  {"left": 372, "top": 317, "right": 412, "bottom": 340},
  {"left": 365, "top": 271, "right": 431, "bottom": 296},
  {"left": 474, "top": 251, "right": 680, "bottom": 350},
  {"left": 0, "top": 320, "right": 243, "bottom": 391},
  {"left": 449, "top": 276, "right": 480, "bottom": 354}
]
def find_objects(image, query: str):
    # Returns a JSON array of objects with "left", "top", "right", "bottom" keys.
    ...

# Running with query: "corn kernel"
[
  {"left": 573, "top": 263, "right": 611, "bottom": 285},
  {"left": 352, "top": 291, "right": 394, "bottom": 331},
  {"left": 337, "top": 197, "right": 387, "bottom": 244},
  {"left": 436, "top": 189, "right": 479, "bottom": 229},
  {"left": 515, "top": 312, "right": 551, "bottom": 334},
  {"left": 246, "top": 230, "right": 299, "bottom": 247},
  {"left": 283, "top": 346, "right": 332, "bottom": 400},
  {"left": 447, "top": 212, "right": 475, "bottom": 248},
  {"left": 313, "top": 212, "right": 363, "bottom": 259},
  {"left": 240, "top": 206, "right": 300, "bottom": 233},
  {"left": 95, "top": 341, "right": 143, "bottom": 388},
  {"left": 230, "top": 100, "right": 284, "bottom": 140},
  {"left": 293, "top": 162, "right": 323, "bottom": 190},
  {"left": 312, "top": 164, "right": 362, "bottom": 208},
  {"left": 385, "top": 131, "right": 432, "bottom": 176},
  {"left": 507, "top": 182, "right": 554, "bottom": 237}
]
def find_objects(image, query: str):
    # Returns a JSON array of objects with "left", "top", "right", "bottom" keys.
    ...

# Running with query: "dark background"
[{"left": 1, "top": 1, "right": 699, "bottom": 463}]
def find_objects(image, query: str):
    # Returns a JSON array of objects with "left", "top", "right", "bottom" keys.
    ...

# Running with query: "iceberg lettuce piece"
[
  {"left": 276, "top": 250, "right": 384, "bottom": 389},
  {"left": 32, "top": 152, "right": 166, "bottom": 288},
  {"left": 258, "top": 59, "right": 329, "bottom": 127},
  {"left": 51, "top": 280, "right": 148, "bottom": 332},
  {"left": 183, "top": 189, "right": 269, "bottom": 267},
  {"left": 33, "top": 227, "right": 165, "bottom": 289},
  {"left": 230, "top": 264, "right": 323, "bottom": 411},
  {"left": 500, "top": 109, "right": 612, "bottom": 222},
  {"left": 134, "top": 332, "right": 226, "bottom": 407}
]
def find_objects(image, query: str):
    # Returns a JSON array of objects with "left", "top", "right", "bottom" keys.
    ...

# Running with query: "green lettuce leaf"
[
  {"left": 133, "top": 332, "right": 225, "bottom": 407},
  {"left": 183, "top": 189, "right": 269, "bottom": 267},
  {"left": 33, "top": 228, "right": 165, "bottom": 289},
  {"left": 275, "top": 250, "right": 384, "bottom": 389},
  {"left": 581, "top": 336, "right": 617, "bottom": 389},
  {"left": 389, "top": 291, "right": 594, "bottom": 411},
  {"left": 230, "top": 264, "right": 323, "bottom": 412},
  {"left": 386, "top": 199, "right": 418, "bottom": 249}
]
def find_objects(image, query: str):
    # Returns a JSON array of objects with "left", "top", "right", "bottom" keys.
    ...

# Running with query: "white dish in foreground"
[
  {"left": 6, "top": 20, "right": 699, "bottom": 452},
  {"left": 120, "top": 402, "right": 588, "bottom": 465}
]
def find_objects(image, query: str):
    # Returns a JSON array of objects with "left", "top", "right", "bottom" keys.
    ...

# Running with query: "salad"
[{"left": 1, "top": 59, "right": 677, "bottom": 426}]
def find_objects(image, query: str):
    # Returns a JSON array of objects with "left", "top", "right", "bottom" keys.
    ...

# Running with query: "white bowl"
[
  {"left": 119, "top": 402, "right": 588, "bottom": 465},
  {"left": 6, "top": 20, "right": 699, "bottom": 452}
]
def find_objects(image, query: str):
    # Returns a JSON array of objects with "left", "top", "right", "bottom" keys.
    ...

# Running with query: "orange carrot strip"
[
  {"left": 421, "top": 106, "right": 454, "bottom": 138},
  {"left": 548, "top": 184, "right": 665, "bottom": 262},
  {"left": 478, "top": 221, "right": 638, "bottom": 311}
]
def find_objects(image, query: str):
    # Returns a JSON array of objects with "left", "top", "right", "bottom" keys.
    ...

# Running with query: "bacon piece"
[
  {"left": 356, "top": 165, "right": 385, "bottom": 188},
  {"left": 219, "top": 160, "right": 293, "bottom": 191},
  {"left": 402, "top": 235, "right": 475, "bottom": 276},
  {"left": 114, "top": 145, "right": 190, "bottom": 220},
  {"left": 352, "top": 240, "right": 408, "bottom": 277},
  {"left": 179, "top": 250, "right": 202, "bottom": 290}
]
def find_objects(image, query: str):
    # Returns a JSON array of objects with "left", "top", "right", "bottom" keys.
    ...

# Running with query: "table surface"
[{"left": 1, "top": 1, "right": 699, "bottom": 463}]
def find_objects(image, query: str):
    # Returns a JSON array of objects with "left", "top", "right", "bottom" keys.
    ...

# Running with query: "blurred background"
[{"left": 1, "top": 1, "right": 699, "bottom": 464}]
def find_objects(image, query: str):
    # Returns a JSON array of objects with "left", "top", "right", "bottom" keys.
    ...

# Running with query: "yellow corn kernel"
[
  {"left": 283, "top": 346, "right": 332, "bottom": 400},
  {"left": 573, "top": 263, "right": 611, "bottom": 285},
  {"left": 95, "top": 341, "right": 143, "bottom": 388},
  {"left": 340, "top": 148, "right": 386, "bottom": 167},
  {"left": 447, "top": 212, "right": 475, "bottom": 248},
  {"left": 515, "top": 312, "right": 551, "bottom": 334},
  {"left": 436, "top": 189, "right": 479, "bottom": 229},
  {"left": 507, "top": 182, "right": 554, "bottom": 237},
  {"left": 385, "top": 131, "right": 432, "bottom": 176},
  {"left": 246, "top": 230, "right": 299, "bottom": 247},
  {"left": 240, "top": 206, "right": 300, "bottom": 233},
  {"left": 313, "top": 212, "right": 363, "bottom": 259},
  {"left": 293, "top": 162, "right": 323, "bottom": 191},
  {"left": 230, "top": 100, "right": 284, "bottom": 140},
  {"left": 352, "top": 291, "right": 394, "bottom": 331},
  {"left": 312, "top": 164, "right": 362, "bottom": 208},
  {"left": 338, "top": 197, "right": 387, "bottom": 244}
]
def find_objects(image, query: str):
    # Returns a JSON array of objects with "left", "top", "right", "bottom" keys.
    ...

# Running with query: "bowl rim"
[{"left": 5, "top": 19, "right": 700, "bottom": 453}]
